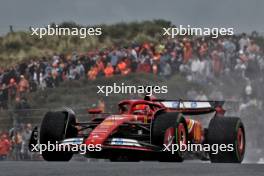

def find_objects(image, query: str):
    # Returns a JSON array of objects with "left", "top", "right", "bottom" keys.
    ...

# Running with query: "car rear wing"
[
  {"left": 157, "top": 100, "right": 224, "bottom": 109},
  {"left": 153, "top": 99, "right": 225, "bottom": 115}
]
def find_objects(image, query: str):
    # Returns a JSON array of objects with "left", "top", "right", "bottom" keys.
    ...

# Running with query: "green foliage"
[{"left": 0, "top": 20, "right": 171, "bottom": 67}]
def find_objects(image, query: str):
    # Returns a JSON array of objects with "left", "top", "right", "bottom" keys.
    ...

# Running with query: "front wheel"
[{"left": 39, "top": 111, "right": 78, "bottom": 161}]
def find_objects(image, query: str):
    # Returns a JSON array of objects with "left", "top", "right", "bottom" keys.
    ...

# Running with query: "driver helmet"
[{"left": 132, "top": 104, "right": 149, "bottom": 114}]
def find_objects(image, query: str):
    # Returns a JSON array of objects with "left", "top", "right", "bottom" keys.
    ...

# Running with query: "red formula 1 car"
[{"left": 29, "top": 96, "right": 246, "bottom": 163}]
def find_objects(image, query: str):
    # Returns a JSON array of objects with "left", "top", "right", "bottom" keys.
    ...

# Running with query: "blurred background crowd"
[
  {"left": 1, "top": 33, "right": 263, "bottom": 109},
  {"left": 0, "top": 32, "right": 264, "bottom": 161},
  {"left": 1, "top": 33, "right": 263, "bottom": 100}
]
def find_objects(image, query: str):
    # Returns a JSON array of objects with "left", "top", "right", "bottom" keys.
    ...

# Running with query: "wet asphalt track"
[{"left": 0, "top": 161, "right": 263, "bottom": 176}]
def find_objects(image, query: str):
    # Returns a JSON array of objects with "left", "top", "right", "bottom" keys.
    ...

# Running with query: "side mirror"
[{"left": 87, "top": 108, "right": 102, "bottom": 114}]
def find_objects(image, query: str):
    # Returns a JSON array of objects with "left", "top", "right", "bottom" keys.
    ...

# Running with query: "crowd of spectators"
[
  {"left": 0, "top": 123, "right": 33, "bottom": 161},
  {"left": 0, "top": 32, "right": 264, "bottom": 160},
  {"left": 0, "top": 33, "right": 263, "bottom": 110}
]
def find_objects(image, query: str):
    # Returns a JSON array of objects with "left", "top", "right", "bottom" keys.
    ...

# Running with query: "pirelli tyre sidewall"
[
  {"left": 207, "top": 117, "right": 246, "bottom": 163},
  {"left": 151, "top": 111, "right": 187, "bottom": 162},
  {"left": 39, "top": 111, "right": 77, "bottom": 161}
]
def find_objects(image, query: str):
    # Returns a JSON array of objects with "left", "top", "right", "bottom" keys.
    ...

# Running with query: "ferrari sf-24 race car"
[{"left": 29, "top": 96, "right": 245, "bottom": 163}]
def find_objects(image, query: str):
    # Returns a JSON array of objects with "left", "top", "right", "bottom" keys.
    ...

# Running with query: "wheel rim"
[
  {"left": 164, "top": 127, "right": 175, "bottom": 147},
  {"left": 178, "top": 123, "right": 186, "bottom": 145},
  {"left": 163, "top": 123, "right": 187, "bottom": 149},
  {"left": 237, "top": 127, "right": 244, "bottom": 155}
]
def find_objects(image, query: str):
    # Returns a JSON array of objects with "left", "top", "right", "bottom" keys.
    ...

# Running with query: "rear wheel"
[
  {"left": 207, "top": 117, "right": 245, "bottom": 163},
  {"left": 151, "top": 112, "right": 187, "bottom": 162},
  {"left": 40, "top": 111, "right": 78, "bottom": 161}
]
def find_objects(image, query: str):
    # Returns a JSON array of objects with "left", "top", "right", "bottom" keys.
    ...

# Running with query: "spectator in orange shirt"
[
  {"left": 0, "top": 133, "right": 11, "bottom": 160},
  {"left": 87, "top": 66, "right": 98, "bottom": 80},
  {"left": 116, "top": 60, "right": 126, "bottom": 74},
  {"left": 183, "top": 39, "right": 193, "bottom": 64},
  {"left": 116, "top": 59, "right": 130, "bottom": 75},
  {"left": 96, "top": 59, "right": 105, "bottom": 73},
  {"left": 104, "top": 63, "right": 114, "bottom": 78}
]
